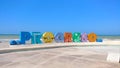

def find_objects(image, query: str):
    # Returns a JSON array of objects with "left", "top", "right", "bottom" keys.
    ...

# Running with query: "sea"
[
  {"left": 0, "top": 34, "right": 19, "bottom": 42},
  {"left": 0, "top": 34, "right": 120, "bottom": 42}
]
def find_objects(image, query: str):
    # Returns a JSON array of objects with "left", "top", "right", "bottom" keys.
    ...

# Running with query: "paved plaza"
[{"left": 0, "top": 46, "right": 120, "bottom": 68}]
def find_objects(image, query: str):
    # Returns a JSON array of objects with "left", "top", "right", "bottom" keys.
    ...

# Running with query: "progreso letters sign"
[{"left": 10, "top": 32, "right": 103, "bottom": 45}]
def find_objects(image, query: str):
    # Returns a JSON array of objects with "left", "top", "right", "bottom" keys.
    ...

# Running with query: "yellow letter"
[{"left": 42, "top": 32, "right": 54, "bottom": 43}]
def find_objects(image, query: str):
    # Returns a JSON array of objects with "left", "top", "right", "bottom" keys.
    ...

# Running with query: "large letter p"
[{"left": 20, "top": 32, "right": 31, "bottom": 44}]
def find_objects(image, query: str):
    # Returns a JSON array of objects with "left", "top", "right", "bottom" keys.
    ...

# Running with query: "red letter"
[{"left": 64, "top": 32, "right": 72, "bottom": 42}]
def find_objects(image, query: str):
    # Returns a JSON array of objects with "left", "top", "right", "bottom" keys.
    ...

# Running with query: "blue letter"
[
  {"left": 96, "top": 39, "right": 103, "bottom": 42},
  {"left": 10, "top": 40, "right": 17, "bottom": 45},
  {"left": 54, "top": 32, "right": 64, "bottom": 43},
  {"left": 31, "top": 32, "right": 42, "bottom": 44},
  {"left": 20, "top": 32, "right": 31, "bottom": 44}
]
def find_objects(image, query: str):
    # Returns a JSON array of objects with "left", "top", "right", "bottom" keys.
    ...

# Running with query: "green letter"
[{"left": 72, "top": 32, "right": 81, "bottom": 42}]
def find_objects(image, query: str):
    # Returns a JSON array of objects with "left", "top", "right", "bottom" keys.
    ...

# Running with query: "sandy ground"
[{"left": 0, "top": 41, "right": 120, "bottom": 68}]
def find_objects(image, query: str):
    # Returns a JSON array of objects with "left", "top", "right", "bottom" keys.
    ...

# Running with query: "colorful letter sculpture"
[
  {"left": 10, "top": 40, "right": 21, "bottom": 45},
  {"left": 54, "top": 32, "right": 64, "bottom": 43},
  {"left": 42, "top": 32, "right": 54, "bottom": 43},
  {"left": 96, "top": 39, "right": 103, "bottom": 42},
  {"left": 64, "top": 32, "right": 72, "bottom": 42},
  {"left": 72, "top": 32, "right": 81, "bottom": 42},
  {"left": 31, "top": 32, "right": 42, "bottom": 44},
  {"left": 20, "top": 32, "right": 31, "bottom": 44},
  {"left": 10, "top": 40, "right": 17, "bottom": 45},
  {"left": 10, "top": 31, "right": 102, "bottom": 45},
  {"left": 88, "top": 33, "right": 97, "bottom": 42},
  {"left": 16, "top": 40, "right": 21, "bottom": 45},
  {"left": 81, "top": 33, "right": 88, "bottom": 42}
]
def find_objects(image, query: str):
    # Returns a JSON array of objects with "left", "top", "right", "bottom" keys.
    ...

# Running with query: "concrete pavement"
[{"left": 0, "top": 46, "right": 120, "bottom": 68}]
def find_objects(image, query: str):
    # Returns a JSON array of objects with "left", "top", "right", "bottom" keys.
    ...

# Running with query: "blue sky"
[{"left": 0, "top": 0, "right": 120, "bottom": 35}]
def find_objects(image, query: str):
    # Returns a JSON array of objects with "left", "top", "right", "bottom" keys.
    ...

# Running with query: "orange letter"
[
  {"left": 64, "top": 32, "right": 72, "bottom": 42},
  {"left": 88, "top": 33, "right": 97, "bottom": 42}
]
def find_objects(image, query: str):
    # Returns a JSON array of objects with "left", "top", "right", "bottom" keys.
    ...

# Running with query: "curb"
[{"left": 0, "top": 42, "right": 120, "bottom": 54}]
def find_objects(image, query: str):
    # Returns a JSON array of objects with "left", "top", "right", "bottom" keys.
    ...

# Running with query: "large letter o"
[
  {"left": 88, "top": 33, "right": 97, "bottom": 42},
  {"left": 42, "top": 32, "right": 54, "bottom": 43}
]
